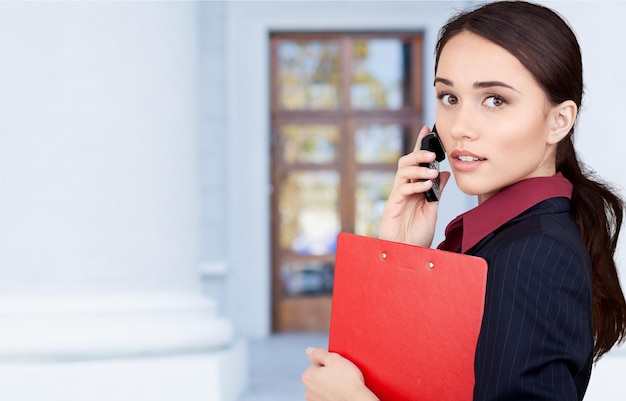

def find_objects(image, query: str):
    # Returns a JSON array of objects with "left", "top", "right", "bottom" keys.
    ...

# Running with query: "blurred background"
[{"left": 0, "top": 1, "right": 624, "bottom": 400}]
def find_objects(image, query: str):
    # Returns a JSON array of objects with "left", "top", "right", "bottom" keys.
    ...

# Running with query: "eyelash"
[
  {"left": 436, "top": 92, "right": 455, "bottom": 104},
  {"left": 484, "top": 94, "right": 507, "bottom": 108},
  {"left": 436, "top": 92, "right": 508, "bottom": 108}
]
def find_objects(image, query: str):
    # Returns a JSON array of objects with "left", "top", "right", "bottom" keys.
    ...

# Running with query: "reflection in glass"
[
  {"left": 280, "top": 261, "right": 334, "bottom": 296},
  {"left": 351, "top": 39, "right": 409, "bottom": 110},
  {"left": 279, "top": 171, "right": 340, "bottom": 255},
  {"left": 277, "top": 40, "right": 341, "bottom": 109},
  {"left": 355, "top": 124, "right": 405, "bottom": 163},
  {"left": 356, "top": 171, "right": 395, "bottom": 237},
  {"left": 281, "top": 124, "right": 339, "bottom": 164}
]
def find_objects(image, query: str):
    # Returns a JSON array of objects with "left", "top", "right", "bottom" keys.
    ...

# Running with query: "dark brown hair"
[{"left": 435, "top": 0, "right": 625, "bottom": 360}]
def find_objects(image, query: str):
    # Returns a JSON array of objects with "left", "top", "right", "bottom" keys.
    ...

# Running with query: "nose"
[{"left": 447, "top": 106, "right": 478, "bottom": 141}]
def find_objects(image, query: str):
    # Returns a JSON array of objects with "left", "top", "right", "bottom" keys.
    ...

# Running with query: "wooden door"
[{"left": 270, "top": 32, "right": 424, "bottom": 332}]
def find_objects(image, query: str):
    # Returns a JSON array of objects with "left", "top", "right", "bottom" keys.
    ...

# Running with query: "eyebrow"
[{"left": 434, "top": 77, "right": 520, "bottom": 93}]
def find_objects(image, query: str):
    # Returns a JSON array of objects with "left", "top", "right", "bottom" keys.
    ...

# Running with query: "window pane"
[
  {"left": 355, "top": 124, "right": 405, "bottom": 163},
  {"left": 355, "top": 171, "right": 395, "bottom": 237},
  {"left": 351, "top": 39, "right": 409, "bottom": 110},
  {"left": 280, "top": 261, "right": 334, "bottom": 297},
  {"left": 279, "top": 171, "right": 340, "bottom": 254},
  {"left": 280, "top": 124, "right": 339, "bottom": 164},
  {"left": 277, "top": 40, "right": 341, "bottom": 110}
]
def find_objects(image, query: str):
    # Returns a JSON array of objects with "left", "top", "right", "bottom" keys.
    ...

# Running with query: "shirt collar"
[{"left": 438, "top": 173, "right": 573, "bottom": 253}]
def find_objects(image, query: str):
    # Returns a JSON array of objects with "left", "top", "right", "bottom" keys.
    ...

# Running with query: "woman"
[{"left": 302, "top": 1, "right": 626, "bottom": 400}]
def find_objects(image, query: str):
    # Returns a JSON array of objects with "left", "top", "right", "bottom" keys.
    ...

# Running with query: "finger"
[
  {"left": 395, "top": 163, "right": 439, "bottom": 187},
  {"left": 306, "top": 347, "right": 328, "bottom": 366},
  {"left": 301, "top": 364, "right": 316, "bottom": 387},
  {"left": 397, "top": 150, "right": 436, "bottom": 171},
  {"left": 404, "top": 179, "right": 435, "bottom": 196}
]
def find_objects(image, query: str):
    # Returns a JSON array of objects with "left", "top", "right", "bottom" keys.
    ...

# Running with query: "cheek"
[
  {"left": 487, "top": 132, "right": 551, "bottom": 181},
  {"left": 493, "top": 117, "right": 549, "bottom": 150}
]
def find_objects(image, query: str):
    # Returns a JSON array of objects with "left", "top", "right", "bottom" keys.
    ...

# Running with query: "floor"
[
  {"left": 238, "top": 333, "right": 625, "bottom": 401},
  {"left": 239, "top": 333, "right": 328, "bottom": 401}
]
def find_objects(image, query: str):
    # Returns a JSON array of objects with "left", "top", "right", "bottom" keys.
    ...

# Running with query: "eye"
[
  {"left": 438, "top": 93, "right": 459, "bottom": 106},
  {"left": 484, "top": 95, "right": 506, "bottom": 108}
]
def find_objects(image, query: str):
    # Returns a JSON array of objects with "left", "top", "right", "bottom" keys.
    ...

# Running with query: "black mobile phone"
[{"left": 419, "top": 125, "right": 446, "bottom": 202}]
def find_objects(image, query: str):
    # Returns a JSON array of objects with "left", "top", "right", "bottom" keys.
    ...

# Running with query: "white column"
[{"left": 0, "top": 2, "right": 246, "bottom": 400}]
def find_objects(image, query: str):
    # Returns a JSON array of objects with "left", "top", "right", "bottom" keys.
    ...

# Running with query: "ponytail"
[{"left": 557, "top": 136, "right": 626, "bottom": 360}]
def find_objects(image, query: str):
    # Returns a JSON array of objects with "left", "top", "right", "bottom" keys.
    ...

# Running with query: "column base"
[
  {"left": 0, "top": 339, "right": 248, "bottom": 401},
  {"left": 0, "top": 292, "right": 248, "bottom": 400},
  {"left": 0, "top": 292, "right": 233, "bottom": 360}
]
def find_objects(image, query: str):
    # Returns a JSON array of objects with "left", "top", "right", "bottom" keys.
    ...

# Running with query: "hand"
[
  {"left": 378, "top": 125, "right": 451, "bottom": 247},
  {"left": 302, "top": 348, "right": 379, "bottom": 401}
]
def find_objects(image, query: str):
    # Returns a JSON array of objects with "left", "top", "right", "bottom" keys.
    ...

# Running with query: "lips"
[
  {"left": 449, "top": 150, "right": 486, "bottom": 172},
  {"left": 450, "top": 150, "right": 486, "bottom": 162}
]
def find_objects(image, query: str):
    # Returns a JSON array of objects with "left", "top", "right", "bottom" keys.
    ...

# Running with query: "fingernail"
[{"left": 306, "top": 347, "right": 315, "bottom": 354}]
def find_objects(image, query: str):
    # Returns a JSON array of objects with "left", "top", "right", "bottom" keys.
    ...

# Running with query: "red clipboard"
[{"left": 328, "top": 232, "right": 488, "bottom": 401}]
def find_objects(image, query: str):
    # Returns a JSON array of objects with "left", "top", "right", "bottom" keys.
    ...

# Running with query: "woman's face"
[{"left": 435, "top": 31, "right": 559, "bottom": 203}]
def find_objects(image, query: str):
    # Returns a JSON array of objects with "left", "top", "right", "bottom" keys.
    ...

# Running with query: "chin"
[{"left": 453, "top": 179, "right": 483, "bottom": 197}]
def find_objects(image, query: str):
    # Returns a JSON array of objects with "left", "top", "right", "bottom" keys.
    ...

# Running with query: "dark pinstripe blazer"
[{"left": 468, "top": 197, "right": 593, "bottom": 400}]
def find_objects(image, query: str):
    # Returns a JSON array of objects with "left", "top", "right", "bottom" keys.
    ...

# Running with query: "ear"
[{"left": 547, "top": 100, "right": 577, "bottom": 145}]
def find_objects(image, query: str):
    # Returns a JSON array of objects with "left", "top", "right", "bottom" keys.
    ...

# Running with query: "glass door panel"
[
  {"left": 278, "top": 171, "right": 340, "bottom": 255},
  {"left": 355, "top": 123, "right": 406, "bottom": 163},
  {"left": 351, "top": 39, "right": 411, "bottom": 110},
  {"left": 277, "top": 40, "right": 341, "bottom": 110},
  {"left": 280, "top": 260, "right": 334, "bottom": 297},
  {"left": 355, "top": 171, "right": 395, "bottom": 237},
  {"left": 280, "top": 124, "right": 339, "bottom": 164}
]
